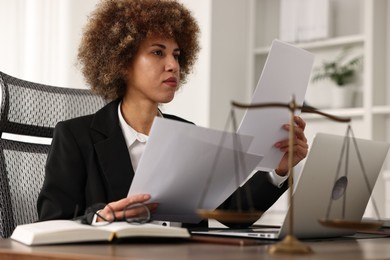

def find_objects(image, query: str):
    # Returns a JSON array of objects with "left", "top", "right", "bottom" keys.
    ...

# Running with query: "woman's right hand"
[{"left": 97, "top": 194, "right": 158, "bottom": 222}]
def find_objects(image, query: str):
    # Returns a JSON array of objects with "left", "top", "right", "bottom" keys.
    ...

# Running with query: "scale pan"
[
  {"left": 319, "top": 218, "right": 383, "bottom": 231},
  {"left": 196, "top": 209, "right": 263, "bottom": 223}
]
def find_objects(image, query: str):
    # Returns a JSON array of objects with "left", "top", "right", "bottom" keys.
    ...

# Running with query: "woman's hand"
[
  {"left": 97, "top": 194, "right": 158, "bottom": 222},
  {"left": 274, "top": 116, "right": 308, "bottom": 176}
]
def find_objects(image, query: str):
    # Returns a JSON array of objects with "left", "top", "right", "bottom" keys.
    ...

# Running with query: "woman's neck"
[{"left": 120, "top": 98, "right": 159, "bottom": 135}]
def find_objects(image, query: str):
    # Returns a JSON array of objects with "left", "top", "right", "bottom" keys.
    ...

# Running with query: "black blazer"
[{"left": 37, "top": 99, "right": 287, "bottom": 227}]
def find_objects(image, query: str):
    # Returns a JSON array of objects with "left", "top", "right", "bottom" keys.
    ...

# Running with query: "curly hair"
[{"left": 77, "top": 0, "right": 200, "bottom": 100}]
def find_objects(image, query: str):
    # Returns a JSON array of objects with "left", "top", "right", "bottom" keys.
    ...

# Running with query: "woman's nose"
[{"left": 165, "top": 56, "right": 179, "bottom": 72}]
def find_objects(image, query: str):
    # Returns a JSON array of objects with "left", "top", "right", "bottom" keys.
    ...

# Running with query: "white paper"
[
  {"left": 128, "top": 117, "right": 263, "bottom": 223},
  {"left": 237, "top": 39, "right": 314, "bottom": 171}
]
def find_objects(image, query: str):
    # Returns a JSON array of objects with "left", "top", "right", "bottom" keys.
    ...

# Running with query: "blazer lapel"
[{"left": 91, "top": 99, "right": 135, "bottom": 201}]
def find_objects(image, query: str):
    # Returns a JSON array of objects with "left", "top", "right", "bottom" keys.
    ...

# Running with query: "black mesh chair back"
[
  {"left": 0, "top": 139, "right": 49, "bottom": 238},
  {"left": 0, "top": 71, "right": 107, "bottom": 238},
  {"left": 0, "top": 71, "right": 107, "bottom": 138}
]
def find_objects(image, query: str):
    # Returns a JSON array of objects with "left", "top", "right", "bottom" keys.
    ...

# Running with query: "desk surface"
[{"left": 1, "top": 236, "right": 390, "bottom": 260}]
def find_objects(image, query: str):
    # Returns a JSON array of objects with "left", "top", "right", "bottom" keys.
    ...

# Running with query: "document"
[
  {"left": 128, "top": 117, "right": 263, "bottom": 223},
  {"left": 237, "top": 39, "right": 314, "bottom": 171}
]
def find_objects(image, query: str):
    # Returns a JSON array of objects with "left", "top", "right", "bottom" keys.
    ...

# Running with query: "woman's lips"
[{"left": 163, "top": 77, "right": 178, "bottom": 87}]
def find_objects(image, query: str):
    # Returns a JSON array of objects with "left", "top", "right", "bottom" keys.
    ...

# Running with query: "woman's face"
[{"left": 124, "top": 36, "right": 181, "bottom": 104}]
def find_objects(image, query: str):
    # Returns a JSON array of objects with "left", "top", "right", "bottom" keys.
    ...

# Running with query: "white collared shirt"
[{"left": 118, "top": 106, "right": 149, "bottom": 171}]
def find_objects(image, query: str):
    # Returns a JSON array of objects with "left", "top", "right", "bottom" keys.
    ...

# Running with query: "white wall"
[
  {"left": 209, "top": 0, "right": 251, "bottom": 130},
  {"left": 0, "top": 0, "right": 98, "bottom": 88},
  {"left": 0, "top": 0, "right": 213, "bottom": 127}
]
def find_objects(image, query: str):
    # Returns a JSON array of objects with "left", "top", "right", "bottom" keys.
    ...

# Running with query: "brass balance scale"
[{"left": 196, "top": 97, "right": 383, "bottom": 255}]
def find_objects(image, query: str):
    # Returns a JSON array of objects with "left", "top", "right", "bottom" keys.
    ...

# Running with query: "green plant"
[{"left": 311, "top": 47, "right": 363, "bottom": 87}]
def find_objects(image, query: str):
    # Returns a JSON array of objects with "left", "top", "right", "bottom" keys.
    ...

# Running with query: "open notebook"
[{"left": 192, "top": 133, "right": 390, "bottom": 239}]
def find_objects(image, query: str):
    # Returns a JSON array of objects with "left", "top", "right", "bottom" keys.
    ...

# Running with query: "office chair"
[
  {"left": 0, "top": 71, "right": 107, "bottom": 137},
  {"left": 0, "top": 71, "right": 107, "bottom": 238},
  {"left": 0, "top": 139, "right": 49, "bottom": 238}
]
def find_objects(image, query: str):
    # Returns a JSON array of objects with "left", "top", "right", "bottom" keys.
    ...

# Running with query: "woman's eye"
[
  {"left": 153, "top": 50, "right": 163, "bottom": 56},
  {"left": 174, "top": 53, "right": 180, "bottom": 61}
]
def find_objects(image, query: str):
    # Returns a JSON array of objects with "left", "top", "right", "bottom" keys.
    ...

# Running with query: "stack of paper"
[{"left": 128, "top": 118, "right": 262, "bottom": 223}]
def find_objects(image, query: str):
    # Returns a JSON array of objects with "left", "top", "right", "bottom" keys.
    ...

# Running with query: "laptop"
[{"left": 192, "top": 132, "right": 390, "bottom": 240}]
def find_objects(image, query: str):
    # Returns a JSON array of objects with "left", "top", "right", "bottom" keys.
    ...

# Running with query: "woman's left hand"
[{"left": 274, "top": 116, "right": 308, "bottom": 176}]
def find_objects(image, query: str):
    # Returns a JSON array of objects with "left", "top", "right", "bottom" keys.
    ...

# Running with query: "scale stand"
[{"left": 267, "top": 98, "right": 312, "bottom": 254}]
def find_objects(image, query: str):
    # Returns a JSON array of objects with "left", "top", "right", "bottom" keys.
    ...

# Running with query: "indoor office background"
[{"left": 0, "top": 0, "right": 389, "bottom": 218}]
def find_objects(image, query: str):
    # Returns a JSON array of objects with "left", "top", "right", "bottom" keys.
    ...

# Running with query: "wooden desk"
[{"left": 1, "top": 236, "right": 390, "bottom": 260}]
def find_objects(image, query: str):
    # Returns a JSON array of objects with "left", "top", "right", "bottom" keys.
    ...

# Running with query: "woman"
[{"left": 37, "top": 0, "right": 308, "bottom": 227}]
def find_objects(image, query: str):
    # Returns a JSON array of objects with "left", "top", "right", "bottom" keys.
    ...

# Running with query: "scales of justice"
[{"left": 196, "top": 97, "right": 383, "bottom": 255}]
